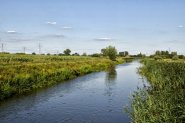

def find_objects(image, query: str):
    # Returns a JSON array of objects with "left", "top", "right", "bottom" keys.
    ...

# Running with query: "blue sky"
[{"left": 0, "top": 0, "right": 185, "bottom": 54}]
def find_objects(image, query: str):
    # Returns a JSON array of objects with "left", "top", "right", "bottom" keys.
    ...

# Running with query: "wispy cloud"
[
  {"left": 164, "top": 40, "right": 185, "bottom": 45},
  {"left": 40, "top": 34, "right": 65, "bottom": 39},
  {"left": 6, "top": 30, "right": 17, "bottom": 34},
  {"left": 3, "top": 37, "right": 33, "bottom": 43},
  {"left": 177, "top": 25, "right": 184, "bottom": 28},
  {"left": 46, "top": 21, "right": 57, "bottom": 25},
  {"left": 51, "top": 34, "right": 65, "bottom": 38},
  {"left": 62, "top": 26, "right": 73, "bottom": 30},
  {"left": 94, "top": 37, "right": 113, "bottom": 41}
]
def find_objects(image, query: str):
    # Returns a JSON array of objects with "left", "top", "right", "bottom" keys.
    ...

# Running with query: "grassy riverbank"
[
  {"left": 130, "top": 59, "right": 185, "bottom": 123},
  {"left": 0, "top": 54, "right": 124, "bottom": 100}
]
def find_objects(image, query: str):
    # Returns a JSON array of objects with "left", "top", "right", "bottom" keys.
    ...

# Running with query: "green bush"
[{"left": 172, "top": 55, "right": 179, "bottom": 60}]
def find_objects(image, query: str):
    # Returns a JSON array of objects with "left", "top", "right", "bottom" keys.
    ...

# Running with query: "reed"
[{"left": 130, "top": 59, "right": 185, "bottom": 123}]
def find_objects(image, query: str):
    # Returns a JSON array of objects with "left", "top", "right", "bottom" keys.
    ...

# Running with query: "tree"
[
  {"left": 63, "top": 49, "right": 71, "bottom": 56},
  {"left": 155, "top": 51, "right": 161, "bottom": 55},
  {"left": 72, "top": 53, "right": 80, "bottom": 56},
  {"left": 101, "top": 48, "right": 106, "bottom": 56},
  {"left": 32, "top": 52, "right": 36, "bottom": 55},
  {"left": 165, "top": 51, "right": 169, "bottom": 55},
  {"left": 101, "top": 46, "right": 117, "bottom": 61},
  {"left": 171, "top": 51, "right": 177, "bottom": 56},
  {"left": 82, "top": 52, "right": 87, "bottom": 56},
  {"left": 179, "top": 55, "right": 184, "bottom": 59},
  {"left": 137, "top": 52, "right": 146, "bottom": 58},
  {"left": 91, "top": 53, "right": 101, "bottom": 57}
]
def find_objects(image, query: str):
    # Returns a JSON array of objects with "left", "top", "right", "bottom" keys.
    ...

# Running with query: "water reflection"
[
  {"left": 106, "top": 65, "right": 117, "bottom": 82},
  {"left": 104, "top": 66, "right": 117, "bottom": 97}
]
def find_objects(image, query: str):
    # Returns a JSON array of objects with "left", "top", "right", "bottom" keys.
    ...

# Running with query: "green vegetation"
[
  {"left": 63, "top": 49, "right": 71, "bottom": 56},
  {"left": 0, "top": 53, "right": 123, "bottom": 100},
  {"left": 150, "top": 50, "right": 184, "bottom": 60},
  {"left": 101, "top": 45, "right": 117, "bottom": 61},
  {"left": 130, "top": 59, "right": 185, "bottom": 123}
]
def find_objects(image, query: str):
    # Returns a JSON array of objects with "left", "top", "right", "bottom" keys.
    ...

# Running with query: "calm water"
[{"left": 0, "top": 61, "right": 146, "bottom": 123}]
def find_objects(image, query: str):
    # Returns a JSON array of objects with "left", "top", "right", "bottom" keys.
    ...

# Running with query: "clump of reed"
[{"left": 130, "top": 59, "right": 185, "bottom": 123}]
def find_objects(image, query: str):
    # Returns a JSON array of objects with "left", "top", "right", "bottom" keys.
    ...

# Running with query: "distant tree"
[
  {"left": 154, "top": 50, "right": 170, "bottom": 58},
  {"left": 58, "top": 53, "right": 64, "bottom": 56},
  {"left": 137, "top": 52, "right": 146, "bottom": 58},
  {"left": 47, "top": 53, "right": 50, "bottom": 56},
  {"left": 91, "top": 53, "right": 101, "bottom": 57},
  {"left": 0, "top": 52, "right": 10, "bottom": 54},
  {"left": 137, "top": 52, "right": 142, "bottom": 57},
  {"left": 101, "top": 48, "right": 106, "bottom": 56},
  {"left": 101, "top": 46, "right": 117, "bottom": 61},
  {"left": 169, "top": 51, "right": 178, "bottom": 58},
  {"left": 82, "top": 52, "right": 87, "bottom": 56},
  {"left": 179, "top": 55, "right": 184, "bottom": 59},
  {"left": 63, "top": 49, "right": 71, "bottom": 56},
  {"left": 165, "top": 51, "right": 169, "bottom": 55},
  {"left": 155, "top": 51, "right": 161, "bottom": 55},
  {"left": 161, "top": 51, "right": 166, "bottom": 55},
  {"left": 32, "top": 52, "right": 36, "bottom": 55},
  {"left": 171, "top": 51, "right": 177, "bottom": 56},
  {"left": 72, "top": 53, "right": 80, "bottom": 56},
  {"left": 16, "top": 53, "right": 26, "bottom": 55}
]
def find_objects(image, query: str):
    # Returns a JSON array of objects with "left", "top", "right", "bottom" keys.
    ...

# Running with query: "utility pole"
[
  {"left": 23, "top": 47, "right": 26, "bottom": 54},
  {"left": 39, "top": 43, "right": 41, "bottom": 54},
  {"left": 168, "top": 47, "right": 171, "bottom": 53},
  {"left": 1, "top": 43, "right": 4, "bottom": 52}
]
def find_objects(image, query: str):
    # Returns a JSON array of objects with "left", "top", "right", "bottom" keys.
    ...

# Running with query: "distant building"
[{"left": 119, "top": 51, "right": 129, "bottom": 57}]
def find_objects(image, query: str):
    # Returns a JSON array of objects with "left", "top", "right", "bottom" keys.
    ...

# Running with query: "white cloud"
[
  {"left": 7, "top": 30, "right": 17, "bottom": 34},
  {"left": 94, "top": 38, "right": 113, "bottom": 41},
  {"left": 40, "top": 34, "right": 65, "bottom": 38},
  {"left": 46, "top": 21, "right": 57, "bottom": 25},
  {"left": 177, "top": 25, "right": 184, "bottom": 28},
  {"left": 62, "top": 26, "right": 73, "bottom": 30},
  {"left": 53, "top": 34, "right": 65, "bottom": 37}
]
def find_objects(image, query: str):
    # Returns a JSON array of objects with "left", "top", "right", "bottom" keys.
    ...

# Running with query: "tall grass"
[
  {"left": 130, "top": 59, "right": 185, "bottom": 123},
  {"left": 0, "top": 54, "right": 122, "bottom": 100}
]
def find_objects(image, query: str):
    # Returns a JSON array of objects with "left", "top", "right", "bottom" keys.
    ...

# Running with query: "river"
[{"left": 0, "top": 61, "right": 146, "bottom": 123}]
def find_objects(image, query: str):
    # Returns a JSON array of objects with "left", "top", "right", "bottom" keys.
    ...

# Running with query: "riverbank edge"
[
  {"left": 129, "top": 59, "right": 185, "bottom": 123},
  {"left": 0, "top": 58, "right": 125, "bottom": 101}
]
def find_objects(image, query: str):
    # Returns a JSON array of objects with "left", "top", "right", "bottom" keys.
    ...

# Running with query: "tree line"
[{"left": 150, "top": 50, "right": 184, "bottom": 60}]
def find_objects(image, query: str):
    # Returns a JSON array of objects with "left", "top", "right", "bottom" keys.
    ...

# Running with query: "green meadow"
[{"left": 0, "top": 53, "right": 124, "bottom": 100}]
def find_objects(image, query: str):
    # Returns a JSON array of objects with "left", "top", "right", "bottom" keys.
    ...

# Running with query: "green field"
[
  {"left": 0, "top": 54, "right": 124, "bottom": 100},
  {"left": 130, "top": 59, "right": 185, "bottom": 123}
]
